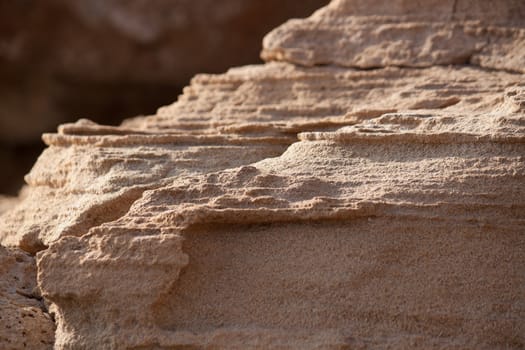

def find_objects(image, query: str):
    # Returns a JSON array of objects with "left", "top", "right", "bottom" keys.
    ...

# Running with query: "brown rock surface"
[
  {"left": 0, "top": 246, "right": 55, "bottom": 349},
  {"left": 0, "top": 0, "right": 328, "bottom": 144},
  {"left": 0, "top": 0, "right": 328, "bottom": 142},
  {"left": 2, "top": 0, "right": 525, "bottom": 348},
  {"left": 0, "top": 0, "right": 328, "bottom": 195},
  {"left": 37, "top": 101, "right": 525, "bottom": 348},
  {"left": 0, "top": 119, "right": 287, "bottom": 253},
  {"left": 262, "top": 0, "right": 525, "bottom": 72},
  {"left": 2, "top": 63, "right": 523, "bottom": 252},
  {"left": 0, "top": 195, "right": 18, "bottom": 215}
]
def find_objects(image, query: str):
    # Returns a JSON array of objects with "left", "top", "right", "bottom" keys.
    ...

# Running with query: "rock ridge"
[
  {"left": 1, "top": 0, "right": 524, "bottom": 349},
  {"left": 262, "top": 0, "right": 525, "bottom": 73}
]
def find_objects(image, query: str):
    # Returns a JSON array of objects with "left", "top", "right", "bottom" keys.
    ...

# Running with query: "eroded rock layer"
[
  {"left": 2, "top": 63, "right": 523, "bottom": 252},
  {"left": 38, "top": 103, "right": 525, "bottom": 349},
  {"left": 0, "top": 246, "right": 54, "bottom": 349},
  {"left": 262, "top": 0, "right": 525, "bottom": 72},
  {"left": 0, "top": 0, "right": 328, "bottom": 195},
  {"left": 1, "top": 0, "right": 524, "bottom": 348}
]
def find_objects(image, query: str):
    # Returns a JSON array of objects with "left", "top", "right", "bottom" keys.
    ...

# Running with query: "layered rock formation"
[
  {"left": 0, "top": 0, "right": 328, "bottom": 144},
  {"left": 0, "top": 0, "right": 328, "bottom": 195},
  {"left": 1, "top": 0, "right": 524, "bottom": 348},
  {"left": 262, "top": 0, "right": 525, "bottom": 72}
]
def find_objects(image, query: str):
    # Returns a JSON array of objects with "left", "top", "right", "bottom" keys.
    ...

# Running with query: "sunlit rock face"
[
  {"left": 1, "top": 0, "right": 524, "bottom": 348},
  {"left": 0, "top": 0, "right": 328, "bottom": 195},
  {"left": 262, "top": 0, "right": 525, "bottom": 72}
]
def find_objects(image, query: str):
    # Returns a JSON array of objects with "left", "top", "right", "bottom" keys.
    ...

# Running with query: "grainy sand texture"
[{"left": 1, "top": 0, "right": 524, "bottom": 349}]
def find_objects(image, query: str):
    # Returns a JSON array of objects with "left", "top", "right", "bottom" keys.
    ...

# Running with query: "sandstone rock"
[
  {"left": 2, "top": 0, "right": 525, "bottom": 348},
  {"left": 0, "top": 0, "right": 328, "bottom": 195},
  {"left": 0, "top": 246, "right": 55, "bottom": 349},
  {"left": 2, "top": 63, "right": 523, "bottom": 252},
  {"left": 262, "top": 0, "right": 525, "bottom": 73},
  {"left": 0, "top": 118, "right": 287, "bottom": 253},
  {"left": 0, "top": 0, "right": 327, "bottom": 144},
  {"left": 37, "top": 98, "right": 525, "bottom": 348},
  {"left": 0, "top": 196, "right": 18, "bottom": 215}
]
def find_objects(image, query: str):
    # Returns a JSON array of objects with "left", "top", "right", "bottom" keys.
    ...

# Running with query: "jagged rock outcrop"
[
  {"left": 0, "top": 0, "right": 329, "bottom": 144},
  {"left": 0, "top": 246, "right": 55, "bottom": 349},
  {"left": 2, "top": 63, "right": 523, "bottom": 252},
  {"left": 262, "top": 0, "right": 525, "bottom": 73},
  {"left": 37, "top": 87, "right": 525, "bottom": 349},
  {"left": 0, "top": 118, "right": 286, "bottom": 253},
  {"left": 1, "top": 0, "right": 524, "bottom": 348},
  {"left": 0, "top": 0, "right": 328, "bottom": 195}
]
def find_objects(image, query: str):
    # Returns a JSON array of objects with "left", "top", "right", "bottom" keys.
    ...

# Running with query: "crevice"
[
  {"left": 299, "top": 61, "right": 495, "bottom": 73},
  {"left": 451, "top": 0, "right": 458, "bottom": 19},
  {"left": 15, "top": 288, "right": 41, "bottom": 301},
  {"left": 283, "top": 54, "right": 523, "bottom": 75}
]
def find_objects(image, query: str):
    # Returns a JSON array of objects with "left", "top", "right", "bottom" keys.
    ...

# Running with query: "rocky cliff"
[{"left": 1, "top": 0, "right": 524, "bottom": 349}]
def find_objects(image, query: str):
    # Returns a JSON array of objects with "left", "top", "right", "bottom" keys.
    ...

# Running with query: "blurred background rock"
[{"left": 0, "top": 0, "right": 328, "bottom": 195}]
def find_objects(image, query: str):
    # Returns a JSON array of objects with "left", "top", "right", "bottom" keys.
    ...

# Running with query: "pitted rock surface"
[
  {"left": 0, "top": 246, "right": 54, "bottom": 349},
  {"left": 1, "top": 0, "right": 524, "bottom": 349}
]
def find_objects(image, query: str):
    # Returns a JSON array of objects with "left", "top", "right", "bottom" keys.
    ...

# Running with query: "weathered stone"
[
  {"left": 0, "top": 0, "right": 328, "bottom": 144},
  {"left": 262, "top": 0, "right": 525, "bottom": 73},
  {"left": 37, "top": 93, "right": 525, "bottom": 348},
  {"left": 2, "top": 63, "right": 523, "bottom": 251},
  {"left": 0, "top": 0, "right": 328, "bottom": 195},
  {"left": 0, "top": 246, "right": 55, "bottom": 349},
  {"left": 2, "top": 0, "right": 524, "bottom": 348},
  {"left": 0, "top": 118, "right": 287, "bottom": 252}
]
